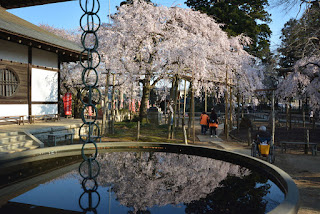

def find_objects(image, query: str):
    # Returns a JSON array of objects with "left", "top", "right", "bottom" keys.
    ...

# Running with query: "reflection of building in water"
[{"left": 96, "top": 152, "right": 251, "bottom": 212}]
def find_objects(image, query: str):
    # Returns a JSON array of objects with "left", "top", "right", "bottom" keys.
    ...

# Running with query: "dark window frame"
[{"left": 0, "top": 65, "right": 20, "bottom": 98}]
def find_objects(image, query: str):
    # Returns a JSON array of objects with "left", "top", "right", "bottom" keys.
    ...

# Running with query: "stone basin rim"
[{"left": 0, "top": 142, "right": 299, "bottom": 214}]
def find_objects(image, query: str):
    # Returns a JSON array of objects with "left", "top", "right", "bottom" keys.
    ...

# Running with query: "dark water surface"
[{"left": 4, "top": 152, "right": 284, "bottom": 213}]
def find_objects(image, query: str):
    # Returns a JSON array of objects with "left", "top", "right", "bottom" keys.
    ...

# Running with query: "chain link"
[{"left": 78, "top": 0, "right": 101, "bottom": 212}]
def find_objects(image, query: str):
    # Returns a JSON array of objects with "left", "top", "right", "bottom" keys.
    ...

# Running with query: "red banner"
[{"left": 63, "top": 92, "right": 72, "bottom": 116}]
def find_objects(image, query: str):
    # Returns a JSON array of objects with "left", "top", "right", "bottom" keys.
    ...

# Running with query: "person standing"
[
  {"left": 310, "top": 110, "right": 314, "bottom": 123},
  {"left": 200, "top": 111, "right": 209, "bottom": 134},
  {"left": 209, "top": 109, "right": 218, "bottom": 137}
]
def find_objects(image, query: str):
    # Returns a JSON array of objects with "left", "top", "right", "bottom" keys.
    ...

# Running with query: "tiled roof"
[{"left": 0, "top": 6, "right": 82, "bottom": 53}]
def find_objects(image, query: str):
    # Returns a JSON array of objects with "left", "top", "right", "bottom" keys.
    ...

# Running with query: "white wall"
[
  {"left": 32, "top": 104, "right": 58, "bottom": 115},
  {"left": 0, "top": 40, "right": 28, "bottom": 63},
  {"left": 0, "top": 104, "right": 28, "bottom": 119},
  {"left": 32, "top": 48, "right": 58, "bottom": 68},
  {"left": 32, "top": 68, "right": 58, "bottom": 102}
]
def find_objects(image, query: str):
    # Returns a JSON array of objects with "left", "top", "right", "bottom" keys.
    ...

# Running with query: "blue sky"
[{"left": 8, "top": 0, "right": 303, "bottom": 52}]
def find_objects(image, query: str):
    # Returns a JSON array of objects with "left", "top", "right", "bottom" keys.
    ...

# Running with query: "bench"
[
  {"left": 280, "top": 141, "right": 318, "bottom": 156},
  {"left": 48, "top": 133, "right": 73, "bottom": 146},
  {"left": 30, "top": 114, "right": 60, "bottom": 124},
  {"left": 0, "top": 115, "right": 25, "bottom": 125}
]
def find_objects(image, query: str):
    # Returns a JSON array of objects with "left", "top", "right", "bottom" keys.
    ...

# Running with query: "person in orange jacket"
[{"left": 200, "top": 111, "right": 209, "bottom": 135}]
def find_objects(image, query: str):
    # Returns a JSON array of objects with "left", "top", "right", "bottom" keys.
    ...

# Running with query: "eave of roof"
[
  {"left": 0, "top": 6, "right": 84, "bottom": 62},
  {"left": 0, "top": 0, "right": 74, "bottom": 9}
]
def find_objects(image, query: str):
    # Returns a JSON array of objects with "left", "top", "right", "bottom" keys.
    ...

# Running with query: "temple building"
[{"left": 0, "top": 1, "right": 82, "bottom": 123}]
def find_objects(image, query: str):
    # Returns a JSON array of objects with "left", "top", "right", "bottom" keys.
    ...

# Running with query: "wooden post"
[
  {"left": 289, "top": 102, "right": 292, "bottom": 130},
  {"left": 286, "top": 104, "right": 289, "bottom": 131},
  {"left": 164, "top": 100, "right": 167, "bottom": 124},
  {"left": 305, "top": 129, "right": 309, "bottom": 154},
  {"left": 271, "top": 90, "right": 275, "bottom": 147},
  {"left": 247, "top": 128, "right": 251, "bottom": 146},
  {"left": 102, "top": 70, "right": 109, "bottom": 135},
  {"left": 130, "top": 82, "right": 133, "bottom": 121},
  {"left": 111, "top": 73, "right": 115, "bottom": 134},
  {"left": 183, "top": 125, "right": 188, "bottom": 145},
  {"left": 172, "top": 75, "right": 179, "bottom": 139},
  {"left": 188, "top": 82, "right": 192, "bottom": 138},
  {"left": 303, "top": 100, "right": 306, "bottom": 128},
  {"left": 241, "top": 95, "right": 244, "bottom": 118},
  {"left": 229, "top": 85, "right": 233, "bottom": 131},
  {"left": 237, "top": 92, "right": 240, "bottom": 133},
  {"left": 177, "top": 84, "right": 180, "bottom": 128},
  {"left": 183, "top": 79, "right": 187, "bottom": 127},
  {"left": 192, "top": 83, "right": 195, "bottom": 144},
  {"left": 225, "top": 68, "right": 229, "bottom": 140},
  {"left": 205, "top": 88, "right": 207, "bottom": 113},
  {"left": 137, "top": 121, "right": 140, "bottom": 140}
]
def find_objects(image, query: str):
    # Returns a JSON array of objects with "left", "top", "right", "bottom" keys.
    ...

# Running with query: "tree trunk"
[{"left": 139, "top": 80, "right": 151, "bottom": 122}]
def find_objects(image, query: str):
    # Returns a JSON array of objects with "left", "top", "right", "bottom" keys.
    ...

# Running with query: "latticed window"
[{"left": 0, "top": 67, "right": 19, "bottom": 97}]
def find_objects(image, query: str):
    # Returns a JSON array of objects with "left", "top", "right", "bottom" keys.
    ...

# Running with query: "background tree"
[
  {"left": 185, "top": 0, "right": 272, "bottom": 61},
  {"left": 276, "top": 2, "right": 319, "bottom": 111},
  {"left": 120, "top": 0, "right": 152, "bottom": 6}
]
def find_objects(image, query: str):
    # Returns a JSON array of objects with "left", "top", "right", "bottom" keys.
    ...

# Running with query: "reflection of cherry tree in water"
[
  {"left": 96, "top": 152, "right": 251, "bottom": 212},
  {"left": 185, "top": 173, "right": 271, "bottom": 214}
]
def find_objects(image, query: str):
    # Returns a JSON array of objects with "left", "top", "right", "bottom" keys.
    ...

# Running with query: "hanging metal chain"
[{"left": 78, "top": 0, "right": 101, "bottom": 212}]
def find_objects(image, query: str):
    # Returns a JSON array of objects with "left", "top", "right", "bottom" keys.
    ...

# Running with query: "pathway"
[{"left": 196, "top": 123, "right": 251, "bottom": 156}]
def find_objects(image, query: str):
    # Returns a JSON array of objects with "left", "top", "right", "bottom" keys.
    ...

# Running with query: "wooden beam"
[{"left": 28, "top": 46, "right": 32, "bottom": 120}]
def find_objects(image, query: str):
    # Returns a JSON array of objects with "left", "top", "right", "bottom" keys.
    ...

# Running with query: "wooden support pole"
[
  {"left": 183, "top": 125, "right": 188, "bottom": 145},
  {"left": 177, "top": 83, "right": 180, "bottom": 128},
  {"left": 289, "top": 102, "right": 292, "bottom": 130},
  {"left": 237, "top": 92, "right": 240, "bottom": 133},
  {"left": 286, "top": 104, "right": 289, "bottom": 131},
  {"left": 247, "top": 127, "right": 251, "bottom": 146},
  {"left": 303, "top": 99, "right": 306, "bottom": 128},
  {"left": 102, "top": 70, "right": 109, "bottom": 135},
  {"left": 137, "top": 121, "right": 140, "bottom": 140},
  {"left": 130, "top": 82, "right": 133, "bottom": 121},
  {"left": 305, "top": 129, "right": 309, "bottom": 154},
  {"left": 229, "top": 85, "right": 233, "bottom": 131},
  {"left": 192, "top": 82, "right": 195, "bottom": 144},
  {"left": 183, "top": 79, "right": 187, "bottom": 127},
  {"left": 188, "top": 82, "right": 192, "bottom": 138},
  {"left": 111, "top": 73, "right": 115, "bottom": 134},
  {"left": 271, "top": 90, "right": 275, "bottom": 147},
  {"left": 225, "top": 68, "right": 229, "bottom": 140},
  {"left": 205, "top": 88, "right": 207, "bottom": 113}
]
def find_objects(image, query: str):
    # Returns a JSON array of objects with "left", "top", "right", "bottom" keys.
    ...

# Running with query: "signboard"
[{"left": 63, "top": 92, "right": 72, "bottom": 116}]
